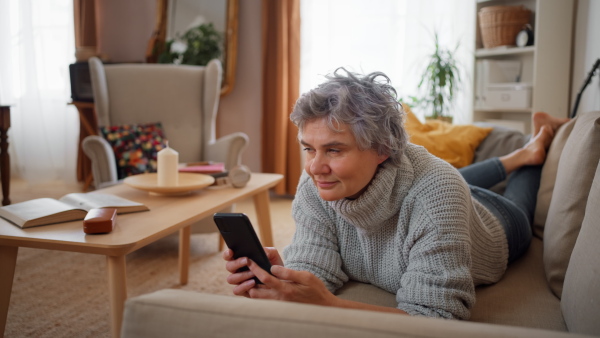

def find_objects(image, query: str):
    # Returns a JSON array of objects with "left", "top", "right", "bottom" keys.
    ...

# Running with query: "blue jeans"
[{"left": 459, "top": 158, "right": 536, "bottom": 263}]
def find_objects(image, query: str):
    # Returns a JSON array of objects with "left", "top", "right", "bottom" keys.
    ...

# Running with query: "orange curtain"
[
  {"left": 261, "top": 0, "right": 302, "bottom": 195},
  {"left": 73, "top": 0, "right": 97, "bottom": 62}
]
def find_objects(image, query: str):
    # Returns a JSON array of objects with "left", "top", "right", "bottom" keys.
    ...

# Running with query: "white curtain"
[
  {"left": 300, "top": 0, "right": 475, "bottom": 124},
  {"left": 0, "top": 0, "right": 79, "bottom": 184}
]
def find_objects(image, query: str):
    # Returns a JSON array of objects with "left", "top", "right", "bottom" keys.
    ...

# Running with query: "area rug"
[{"left": 5, "top": 196, "right": 295, "bottom": 337}]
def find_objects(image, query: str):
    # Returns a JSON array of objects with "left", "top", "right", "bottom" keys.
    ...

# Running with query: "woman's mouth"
[{"left": 316, "top": 180, "right": 337, "bottom": 189}]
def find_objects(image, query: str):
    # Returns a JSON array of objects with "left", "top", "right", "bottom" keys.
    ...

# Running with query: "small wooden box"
[{"left": 83, "top": 208, "right": 117, "bottom": 234}]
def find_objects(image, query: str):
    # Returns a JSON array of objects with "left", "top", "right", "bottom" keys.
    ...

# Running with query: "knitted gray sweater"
[{"left": 283, "top": 143, "right": 508, "bottom": 320}]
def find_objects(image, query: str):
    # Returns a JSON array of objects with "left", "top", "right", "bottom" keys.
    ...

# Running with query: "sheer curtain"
[
  {"left": 300, "top": 0, "right": 475, "bottom": 124},
  {"left": 0, "top": 0, "right": 79, "bottom": 185}
]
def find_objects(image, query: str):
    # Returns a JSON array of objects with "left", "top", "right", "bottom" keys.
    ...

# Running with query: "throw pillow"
[
  {"left": 472, "top": 123, "right": 528, "bottom": 163},
  {"left": 561, "top": 162, "right": 600, "bottom": 335},
  {"left": 543, "top": 111, "right": 600, "bottom": 298},
  {"left": 100, "top": 122, "right": 167, "bottom": 180},
  {"left": 403, "top": 106, "right": 493, "bottom": 168},
  {"left": 532, "top": 118, "right": 577, "bottom": 238}
]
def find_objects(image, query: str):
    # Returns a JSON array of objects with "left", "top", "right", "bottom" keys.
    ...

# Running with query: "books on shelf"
[{"left": 0, "top": 193, "right": 149, "bottom": 228}]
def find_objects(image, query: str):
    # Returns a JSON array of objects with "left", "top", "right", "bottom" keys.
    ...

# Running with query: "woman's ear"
[{"left": 377, "top": 154, "right": 390, "bottom": 164}]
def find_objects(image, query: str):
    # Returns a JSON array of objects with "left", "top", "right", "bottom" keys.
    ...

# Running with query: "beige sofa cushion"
[
  {"left": 543, "top": 111, "right": 600, "bottom": 298},
  {"left": 561, "top": 162, "right": 600, "bottom": 335},
  {"left": 332, "top": 238, "right": 566, "bottom": 332},
  {"left": 122, "top": 290, "right": 577, "bottom": 338},
  {"left": 335, "top": 281, "right": 398, "bottom": 308},
  {"left": 532, "top": 118, "right": 576, "bottom": 238},
  {"left": 471, "top": 237, "right": 565, "bottom": 330}
]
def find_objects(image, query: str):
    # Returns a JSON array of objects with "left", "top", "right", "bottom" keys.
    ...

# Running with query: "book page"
[
  {"left": 59, "top": 193, "right": 148, "bottom": 213},
  {"left": 0, "top": 198, "right": 86, "bottom": 227}
]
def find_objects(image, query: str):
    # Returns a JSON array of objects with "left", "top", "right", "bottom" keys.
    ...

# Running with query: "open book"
[{"left": 0, "top": 193, "right": 149, "bottom": 228}]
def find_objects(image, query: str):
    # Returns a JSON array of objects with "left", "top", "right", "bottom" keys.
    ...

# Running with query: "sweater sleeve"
[
  {"left": 283, "top": 174, "right": 349, "bottom": 292},
  {"left": 395, "top": 173, "right": 476, "bottom": 320}
]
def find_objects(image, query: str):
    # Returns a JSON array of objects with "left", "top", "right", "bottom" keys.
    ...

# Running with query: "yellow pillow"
[{"left": 403, "top": 106, "right": 493, "bottom": 168}]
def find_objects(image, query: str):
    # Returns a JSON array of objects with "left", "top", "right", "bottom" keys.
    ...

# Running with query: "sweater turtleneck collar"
[{"left": 328, "top": 156, "right": 415, "bottom": 234}]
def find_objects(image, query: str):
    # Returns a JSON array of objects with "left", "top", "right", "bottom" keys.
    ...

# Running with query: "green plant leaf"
[
  {"left": 413, "top": 30, "right": 463, "bottom": 118},
  {"left": 157, "top": 23, "right": 223, "bottom": 66}
]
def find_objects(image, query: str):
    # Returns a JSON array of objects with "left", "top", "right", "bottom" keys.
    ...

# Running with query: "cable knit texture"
[{"left": 283, "top": 143, "right": 508, "bottom": 320}]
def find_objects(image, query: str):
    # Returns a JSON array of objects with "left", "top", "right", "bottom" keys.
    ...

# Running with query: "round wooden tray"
[{"left": 123, "top": 173, "right": 215, "bottom": 196}]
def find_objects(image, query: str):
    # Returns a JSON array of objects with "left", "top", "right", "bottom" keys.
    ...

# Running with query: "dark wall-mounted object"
[
  {"left": 571, "top": 58, "right": 600, "bottom": 118},
  {"left": 69, "top": 62, "right": 94, "bottom": 102}
]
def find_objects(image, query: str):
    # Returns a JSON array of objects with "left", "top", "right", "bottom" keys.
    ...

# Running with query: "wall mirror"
[{"left": 157, "top": 0, "right": 238, "bottom": 96}]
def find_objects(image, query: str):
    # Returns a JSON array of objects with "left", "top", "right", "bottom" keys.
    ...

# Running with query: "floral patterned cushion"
[{"left": 100, "top": 122, "right": 166, "bottom": 180}]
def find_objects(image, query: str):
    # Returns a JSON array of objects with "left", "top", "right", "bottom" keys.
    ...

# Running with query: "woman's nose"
[{"left": 309, "top": 153, "right": 330, "bottom": 175}]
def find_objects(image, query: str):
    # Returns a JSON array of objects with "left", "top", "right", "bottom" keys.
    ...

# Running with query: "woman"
[{"left": 223, "top": 68, "right": 569, "bottom": 319}]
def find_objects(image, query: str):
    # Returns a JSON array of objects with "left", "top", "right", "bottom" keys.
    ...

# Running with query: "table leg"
[
  {"left": 253, "top": 190, "right": 274, "bottom": 247},
  {"left": 179, "top": 225, "right": 190, "bottom": 285},
  {"left": 106, "top": 255, "right": 127, "bottom": 338},
  {"left": 0, "top": 245, "right": 18, "bottom": 336}
]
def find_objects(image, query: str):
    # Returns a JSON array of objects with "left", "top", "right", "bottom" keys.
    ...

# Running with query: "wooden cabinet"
[
  {"left": 472, "top": 0, "right": 574, "bottom": 133},
  {"left": 70, "top": 101, "right": 98, "bottom": 191}
]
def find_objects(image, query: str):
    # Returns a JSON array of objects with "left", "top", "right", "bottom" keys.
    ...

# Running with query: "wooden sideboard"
[{"left": 70, "top": 101, "right": 98, "bottom": 190}]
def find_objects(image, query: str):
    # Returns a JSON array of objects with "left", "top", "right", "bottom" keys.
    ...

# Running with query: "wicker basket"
[{"left": 478, "top": 5, "right": 531, "bottom": 49}]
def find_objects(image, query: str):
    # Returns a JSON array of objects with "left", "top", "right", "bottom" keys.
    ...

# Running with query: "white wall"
[
  {"left": 217, "top": 0, "right": 263, "bottom": 172},
  {"left": 570, "top": 0, "right": 600, "bottom": 116},
  {"left": 95, "top": 0, "right": 156, "bottom": 62}
]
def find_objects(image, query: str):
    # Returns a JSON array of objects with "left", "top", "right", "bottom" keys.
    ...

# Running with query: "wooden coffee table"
[{"left": 0, "top": 173, "right": 283, "bottom": 338}]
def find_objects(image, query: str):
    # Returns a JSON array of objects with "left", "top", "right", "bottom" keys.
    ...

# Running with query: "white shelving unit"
[{"left": 472, "top": 0, "right": 574, "bottom": 133}]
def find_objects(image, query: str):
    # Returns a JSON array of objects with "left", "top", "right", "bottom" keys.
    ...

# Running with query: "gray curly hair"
[{"left": 290, "top": 68, "right": 408, "bottom": 167}]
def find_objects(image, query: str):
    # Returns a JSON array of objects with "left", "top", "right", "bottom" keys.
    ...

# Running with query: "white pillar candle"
[{"left": 157, "top": 142, "right": 179, "bottom": 187}]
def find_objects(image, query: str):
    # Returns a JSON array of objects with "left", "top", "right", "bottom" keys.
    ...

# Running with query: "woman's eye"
[
  {"left": 303, "top": 147, "right": 315, "bottom": 153},
  {"left": 327, "top": 148, "right": 340, "bottom": 154}
]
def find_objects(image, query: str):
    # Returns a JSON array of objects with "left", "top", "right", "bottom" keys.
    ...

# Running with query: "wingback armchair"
[
  {"left": 82, "top": 57, "right": 248, "bottom": 189},
  {"left": 82, "top": 57, "right": 249, "bottom": 235}
]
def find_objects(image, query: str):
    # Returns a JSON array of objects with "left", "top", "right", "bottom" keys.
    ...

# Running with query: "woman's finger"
[
  {"left": 248, "top": 283, "right": 279, "bottom": 299},
  {"left": 226, "top": 269, "right": 256, "bottom": 285},
  {"left": 247, "top": 259, "right": 282, "bottom": 289},
  {"left": 225, "top": 257, "right": 249, "bottom": 274},
  {"left": 222, "top": 248, "right": 234, "bottom": 261},
  {"left": 232, "top": 278, "right": 256, "bottom": 297},
  {"left": 271, "top": 265, "right": 313, "bottom": 284},
  {"left": 264, "top": 247, "right": 284, "bottom": 266}
]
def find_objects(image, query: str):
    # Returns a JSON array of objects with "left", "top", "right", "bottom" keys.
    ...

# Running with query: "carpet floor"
[{"left": 4, "top": 179, "right": 295, "bottom": 337}]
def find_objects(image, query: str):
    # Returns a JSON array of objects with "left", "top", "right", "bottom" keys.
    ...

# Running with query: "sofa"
[{"left": 120, "top": 111, "right": 600, "bottom": 338}]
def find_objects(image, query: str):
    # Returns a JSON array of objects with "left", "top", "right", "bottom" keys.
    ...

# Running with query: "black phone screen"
[{"left": 213, "top": 213, "right": 273, "bottom": 283}]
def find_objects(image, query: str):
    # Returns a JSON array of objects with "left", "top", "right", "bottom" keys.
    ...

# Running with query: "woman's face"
[{"left": 301, "top": 118, "right": 388, "bottom": 201}]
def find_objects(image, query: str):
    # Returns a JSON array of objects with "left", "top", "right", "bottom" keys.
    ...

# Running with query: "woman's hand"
[
  {"left": 222, "top": 247, "right": 283, "bottom": 297},
  {"left": 223, "top": 249, "right": 407, "bottom": 314},
  {"left": 245, "top": 259, "right": 338, "bottom": 306}
]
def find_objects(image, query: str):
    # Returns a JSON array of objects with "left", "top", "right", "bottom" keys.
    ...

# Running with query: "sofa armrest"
[
  {"left": 82, "top": 135, "right": 119, "bottom": 189},
  {"left": 204, "top": 132, "right": 249, "bottom": 170},
  {"left": 121, "top": 290, "right": 583, "bottom": 338}
]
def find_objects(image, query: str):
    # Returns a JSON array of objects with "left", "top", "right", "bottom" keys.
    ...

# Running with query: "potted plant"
[
  {"left": 158, "top": 23, "right": 223, "bottom": 66},
  {"left": 406, "top": 32, "right": 462, "bottom": 123}
]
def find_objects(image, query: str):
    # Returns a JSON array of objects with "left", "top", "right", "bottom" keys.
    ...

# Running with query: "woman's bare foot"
[
  {"left": 533, "top": 111, "right": 570, "bottom": 135},
  {"left": 500, "top": 125, "right": 554, "bottom": 174}
]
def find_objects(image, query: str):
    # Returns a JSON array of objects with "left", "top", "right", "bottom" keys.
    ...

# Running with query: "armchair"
[
  {"left": 82, "top": 57, "right": 249, "bottom": 234},
  {"left": 82, "top": 57, "right": 248, "bottom": 189}
]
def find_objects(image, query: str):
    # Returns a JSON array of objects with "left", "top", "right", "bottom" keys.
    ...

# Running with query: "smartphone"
[{"left": 213, "top": 213, "right": 272, "bottom": 284}]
